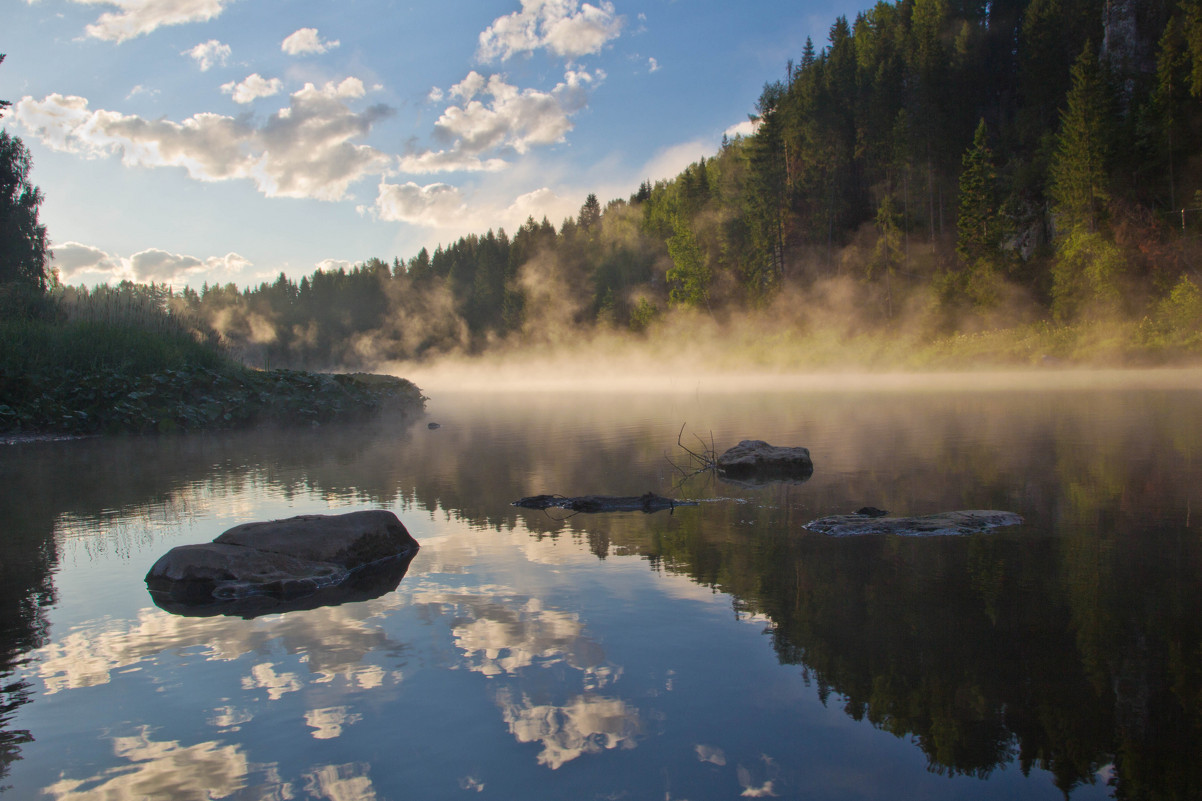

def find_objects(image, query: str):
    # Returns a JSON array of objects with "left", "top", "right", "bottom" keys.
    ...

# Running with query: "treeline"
[{"left": 174, "top": 0, "right": 1202, "bottom": 368}]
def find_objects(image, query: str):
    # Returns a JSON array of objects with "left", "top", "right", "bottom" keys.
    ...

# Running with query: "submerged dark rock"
[
  {"left": 145, "top": 510, "right": 419, "bottom": 615},
  {"left": 513, "top": 492, "right": 696, "bottom": 514},
  {"left": 717, "top": 440, "right": 814, "bottom": 481},
  {"left": 150, "top": 550, "right": 417, "bottom": 619},
  {"left": 803, "top": 510, "right": 1024, "bottom": 537}
]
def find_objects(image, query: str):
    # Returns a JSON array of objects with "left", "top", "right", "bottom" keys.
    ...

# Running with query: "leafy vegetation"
[{"left": 0, "top": 284, "right": 424, "bottom": 436}]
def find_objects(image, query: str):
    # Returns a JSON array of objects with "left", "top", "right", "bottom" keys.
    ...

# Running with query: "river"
[{"left": 1, "top": 370, "right": 1200, "bottom": 800}]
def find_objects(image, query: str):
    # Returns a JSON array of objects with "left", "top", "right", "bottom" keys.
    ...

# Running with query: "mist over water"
[{"left": 2, "top": 373, "right": 1201, "bottom": 798}]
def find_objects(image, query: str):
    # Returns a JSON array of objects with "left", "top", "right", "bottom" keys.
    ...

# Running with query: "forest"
[{"left": 25, "top": 0, "right": 1202, "bottom": 368}]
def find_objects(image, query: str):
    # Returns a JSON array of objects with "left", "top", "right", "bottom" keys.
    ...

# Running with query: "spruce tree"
[
  {"left": 1049, "top": 41, "right": 1112, "bottom": 234},
  {"left": 956, "top": 119, "right": 998, "bottom": 264}
]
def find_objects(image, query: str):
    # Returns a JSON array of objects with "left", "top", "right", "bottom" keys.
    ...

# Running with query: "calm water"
[{"left": 2, "top": 372, "right": 1202, "bottom": 800}]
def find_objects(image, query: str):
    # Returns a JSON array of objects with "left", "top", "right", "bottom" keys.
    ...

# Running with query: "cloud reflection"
[
  {"left": 305, "top": 706, "right": 363, "bottom": 739},
  {"left": 303, "top": 762, "right": 377, "bottom": 801},
  {"left": 35, "top": 600, "right": 405, "bottom": 695},
  {"left": 242, "top": 662, "right": 303, "bottom": 700},
  {"left": 42, "top": 728, "right": 249, "bottom": 801},
  {"left": 416, "top": 585, "right": 641, "bottom": 768},
  {"left": 497, "top": 688, "right": 640, "bottom": 769}
]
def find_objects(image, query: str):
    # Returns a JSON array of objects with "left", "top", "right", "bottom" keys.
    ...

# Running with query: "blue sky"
[{"left": 4, "top": 0, "right": 863, "bottom": 289}]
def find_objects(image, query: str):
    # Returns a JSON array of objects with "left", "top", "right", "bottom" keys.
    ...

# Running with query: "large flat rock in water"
[
  {"left": 215, "top": 510, "right": 417, "bottom": 569},
  {"left": 146, "top": 510, "right": 419, "bottom": 612},
  {"left": 804, "top": 510, "right": 1023, "bottom": 537}
]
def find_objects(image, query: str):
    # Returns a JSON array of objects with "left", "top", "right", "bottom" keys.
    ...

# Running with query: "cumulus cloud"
[
  {"left": 221, "top": 73, "right": 283, "bottom": 104},
  {"left": 647, "top": 56, "right": 659, "bottom": 72},
  {"left": 373, "top": 181, "right": 466, "bottom": 226},
  {"left": 78, "top": 0, "right": 237, "bottom": 43},
  {"left": 402, "top": 69, "right": 598, "bottom": 175},
  {"left": 314, "top": 258, "right": 354, "bottom": 273},
  {"left": 478, "top": 0, "right": 623, "bottom": 62},
  {"left": 504, "top": 186, "right": 568, "bottom": 222},
  {"left": 396, "top": 149, "right": 508, "bottom": 174},
  {"left": 436, "top": 70, "right": 594, "bottom": 154},
  {"left": 49, "top": 241, "right": 253, "bottom": 285},
  {"left": 724, "top": 118, "right": 759, "bottom": 139},
  {"left": 183, "top": 39, "right": 230, "bottom": 71},
  {"left": 282, "top": 27, "right": 340, "bottom": 56},
  {"left": 14, "top": 78, "right": 392, "bottom": 201}
]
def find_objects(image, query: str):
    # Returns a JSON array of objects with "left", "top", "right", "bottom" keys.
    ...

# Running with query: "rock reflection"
[{"left": 42, "top": 728, "right": 250, "bottom": 801}]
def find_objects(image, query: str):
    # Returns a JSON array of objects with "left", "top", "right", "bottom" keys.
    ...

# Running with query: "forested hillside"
[{"left": 153, "top": 0, "right": 1202, "bottom": 368}]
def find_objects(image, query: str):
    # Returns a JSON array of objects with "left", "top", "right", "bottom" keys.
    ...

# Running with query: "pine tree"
[
  {"left": 1049, "top": 42, "right": 1112, "bottom": 234},
  {"left": 956, "top": 119, "right": 998, "bottom": 264}
]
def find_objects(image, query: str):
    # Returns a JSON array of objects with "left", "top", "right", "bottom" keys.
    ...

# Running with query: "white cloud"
[
  {"left": 315, "top": 258, "right": 354, "bottom": 273},
  {"left": 49, "top": 241, "right": 253, "bottom": 285},
  {"left": 402, "top": 70, "right": 598, "bottom": 175},
  {"left": 647, "top": 56, "right": 659, "bottom": 73},
  {"left": 436, "top": 70, "right": 595, "bottom": 160},
  {"left": 129, "top": 248, "right": 205, "bottom": 281},
  {"left": 79, "top": 0, "right": 237, "bottom": 43},
  {"left": 724, "top": 119, "right": 759, "bottom": 139},
  {"left": 126, "top": 84, "right": 160, "bottom": 99},
  {"left": 478, "top": 0, "right": 623, "bottom": 62},
  {"left": 449, "top": 71, "right": 489, "bottom": 101},
  {"left": 427, "top": 87, "right": 445, "bottom": 104},
  {"left": 396, "top": 149, "right": 508, "bottom": 174},
  {"left": 373, "top": 181, "right": 466, "bottom": 226},
  {"left": 184, "top": 39, "right": 230, "bottom": 71},
  {"left": 282, "top": 27, "right": 340, "bottom": 56},
  {"left": 504, "top": 186, "right": 568, "bottom": 223},
  {"left": 221, "top": 73, "right": 283, "bottom": 104},
  {"left": 15, "top": 80, "right": 393, "bottom": 201},
  {"left": 640, "top": 138, "right": 712, "bottom": 183}
]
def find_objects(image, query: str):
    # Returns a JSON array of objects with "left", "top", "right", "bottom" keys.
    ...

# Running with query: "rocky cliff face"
[{"left": 1102, "top": 0, "right": 1169, "bottom": 109}]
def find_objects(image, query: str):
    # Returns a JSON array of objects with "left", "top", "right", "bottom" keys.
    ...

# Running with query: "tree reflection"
[
  {"left": 3, "top": 388, "right": 1202, "bottom": 797},
  {"left": 0, "top": 442, "right": 59, "bottom": 783}
]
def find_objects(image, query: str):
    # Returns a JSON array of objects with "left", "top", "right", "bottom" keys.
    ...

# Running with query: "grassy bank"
[{"left": 0, "top": 299, "right": 425, "bottom": 435}]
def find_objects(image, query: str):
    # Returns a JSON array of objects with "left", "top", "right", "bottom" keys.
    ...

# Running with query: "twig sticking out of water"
[{"left": 667, "top": 423, "right": 718, "bottom": 482}]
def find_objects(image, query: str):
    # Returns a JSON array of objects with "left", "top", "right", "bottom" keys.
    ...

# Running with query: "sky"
[{"left": 4, "top": 0, "right": 864, "bottom": 290}]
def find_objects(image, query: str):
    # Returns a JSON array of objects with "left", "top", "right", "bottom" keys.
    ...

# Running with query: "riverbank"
[
  {"left": 0, "top": 363, "right": 425, "bottom": 436},
  {"left": 0, "top": 312, "right": 425, "bottom": 436}
]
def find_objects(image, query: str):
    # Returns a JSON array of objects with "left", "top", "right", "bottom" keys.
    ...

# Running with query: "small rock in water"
[
  {"left": 427, "top": 422, "right": 441, "bottom": 429},
  {"left": 856, "top": 506, "right": 889, "bottom": 517},
  {"left": 716, "top": 440, "right": 813, "bottom": 478}
]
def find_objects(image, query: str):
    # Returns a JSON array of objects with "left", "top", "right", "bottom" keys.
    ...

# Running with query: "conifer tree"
[
  {"left": 956, "top": 119, "right": 998, "bottom": 264},
  {"left": 1049, "top": 42, "right": 1112, "bottom": 234}
]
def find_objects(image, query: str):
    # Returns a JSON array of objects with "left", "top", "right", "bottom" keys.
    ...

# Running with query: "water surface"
[{"left": 2, "top": 373, "right": 1201, "bottom": 799}]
